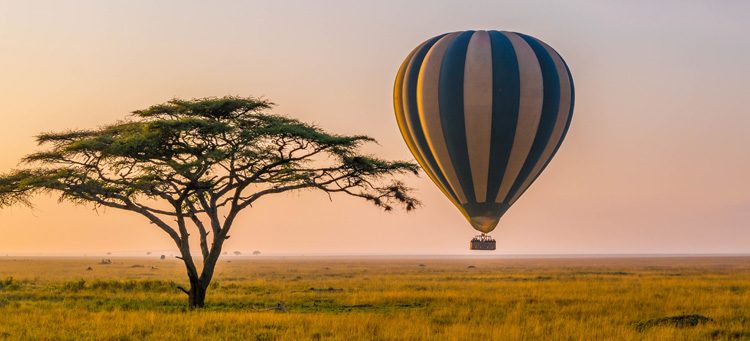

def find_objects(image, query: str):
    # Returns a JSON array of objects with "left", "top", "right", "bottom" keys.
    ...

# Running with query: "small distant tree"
[{"left": 0, "top": 97, "right": 419, "bottom": 308}]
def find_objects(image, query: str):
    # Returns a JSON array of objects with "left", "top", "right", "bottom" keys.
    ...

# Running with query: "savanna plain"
[{"left": 0, "top": 256, "right": 748, "bottom": 340}]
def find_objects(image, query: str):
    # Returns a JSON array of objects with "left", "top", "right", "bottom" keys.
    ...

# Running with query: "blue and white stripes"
[{"left": 394, "top": 30, "right": 574, "bottom": 233}]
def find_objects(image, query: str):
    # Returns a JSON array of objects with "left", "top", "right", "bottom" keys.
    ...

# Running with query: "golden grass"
[{"left": 1, "top": 256, "right": 749, "bottom": 340}]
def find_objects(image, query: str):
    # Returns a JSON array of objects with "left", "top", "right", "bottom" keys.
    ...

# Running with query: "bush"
[
  {"left": 62, "top": 279, "right": 86, "bottom": 292},
  {"left": 0, "top": 277, "right": 22, "bottom": 291}
]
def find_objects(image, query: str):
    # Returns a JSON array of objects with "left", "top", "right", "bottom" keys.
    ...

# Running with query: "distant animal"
[
  {"left": 99, "top": 259, "right": 112, "bottom": 265},
  {"left": 86, "top": 266, "right": 93, "bottom": 271},
  {"left": 272, "top": 301, "right": 288, "bottom": 312},
  {"left": 160, "top": 255, "right": 166, "bottom": 260}
]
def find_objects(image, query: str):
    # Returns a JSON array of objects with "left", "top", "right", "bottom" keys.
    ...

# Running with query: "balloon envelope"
[{"left": 393, "top": 30, "right": 574, "bottom": 233}]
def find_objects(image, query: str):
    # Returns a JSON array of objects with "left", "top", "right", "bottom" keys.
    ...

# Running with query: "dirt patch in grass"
[{"left": 634, "top": 314, "right": 713, "bottom": 332}]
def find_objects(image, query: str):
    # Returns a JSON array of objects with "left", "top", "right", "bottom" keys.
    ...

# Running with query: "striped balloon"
[{"left": 393, "top": 30, "right": 574, "bottom": 234}]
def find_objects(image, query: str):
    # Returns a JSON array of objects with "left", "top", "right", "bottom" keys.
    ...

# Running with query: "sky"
[{"left": 0, "top": 1, "right": 748, "bottom": 256}]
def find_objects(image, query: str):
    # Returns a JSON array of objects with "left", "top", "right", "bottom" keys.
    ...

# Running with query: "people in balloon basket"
[{"left": 472, "top": 234, "right": 495, "bottom": 243}]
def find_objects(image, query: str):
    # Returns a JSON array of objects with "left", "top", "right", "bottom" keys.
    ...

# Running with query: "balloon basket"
[{"left": 470, "top": 234, "right": 496, "bottom": 250}]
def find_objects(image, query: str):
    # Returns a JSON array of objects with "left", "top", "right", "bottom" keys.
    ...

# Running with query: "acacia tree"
[{"left": 0, "top": 97, "right": 419, "bottom": 308}]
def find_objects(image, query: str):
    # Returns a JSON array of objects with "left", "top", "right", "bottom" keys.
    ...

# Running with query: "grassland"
[{"left": 0, "top": 256, "right": 749, "bottom": 340}]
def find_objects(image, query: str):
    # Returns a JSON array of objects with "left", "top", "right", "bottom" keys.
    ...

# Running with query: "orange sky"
[{"left": 1, "top": 1, "right": 749, "bottom": 255}]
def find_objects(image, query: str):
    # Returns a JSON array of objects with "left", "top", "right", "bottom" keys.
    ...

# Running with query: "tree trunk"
[
  {"left": 188, "top": 275, "right": 207, "bottom": 308},
  {"left": 180, "top": 247, "right": 221, "bottom": 308},
  {"left": 179, "top": 210, "right": 227, "bottom": 309}
]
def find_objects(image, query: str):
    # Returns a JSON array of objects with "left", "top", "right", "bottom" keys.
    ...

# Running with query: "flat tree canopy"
[{"left": 0, "top": 96, "right": 420, "bottom": 307}]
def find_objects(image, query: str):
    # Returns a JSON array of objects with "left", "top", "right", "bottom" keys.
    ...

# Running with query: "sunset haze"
[{"left": 1, "top": 0, "right": 748, "bottom": 255}]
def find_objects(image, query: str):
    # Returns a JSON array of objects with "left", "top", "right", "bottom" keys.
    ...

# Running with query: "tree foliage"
[{"left": 0, "top": 96, "right": 420, "bottom": 307}]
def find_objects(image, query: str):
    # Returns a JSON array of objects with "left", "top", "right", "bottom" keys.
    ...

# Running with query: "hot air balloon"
[{"left": 393, "top": 30, "right": 574, "bottom": 250}]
